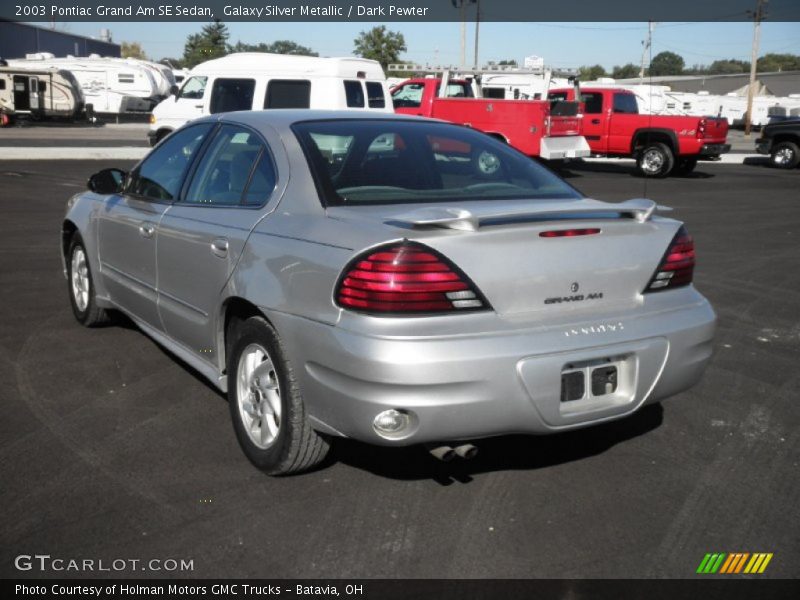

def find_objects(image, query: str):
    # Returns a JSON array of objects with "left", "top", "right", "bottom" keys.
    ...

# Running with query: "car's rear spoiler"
[{"left": 387, "top": 198, "right": 672, "bottom": 231}]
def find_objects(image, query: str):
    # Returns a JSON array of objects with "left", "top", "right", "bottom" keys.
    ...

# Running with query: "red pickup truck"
[
  {"left": 548, "top": 87, "right": 731, "bottom": 177},
  {"left": 391, "top": 77, "right": 590, "bottom": 160}
]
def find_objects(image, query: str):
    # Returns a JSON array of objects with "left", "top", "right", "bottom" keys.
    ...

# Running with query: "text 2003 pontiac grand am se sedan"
[{"left": 62, "top": 110, "right": 715, "bottom": 474}]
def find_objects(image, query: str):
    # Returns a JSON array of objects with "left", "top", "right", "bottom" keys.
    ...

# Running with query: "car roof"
[{"left": 197, "top": 109, "right": 435, "bottom": 135}]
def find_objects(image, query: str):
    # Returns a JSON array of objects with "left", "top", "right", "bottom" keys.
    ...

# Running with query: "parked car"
[
  {"left": 756, "top": 118, "right": 800, "bottom": 169},
  {"left": 148, "top": 53, "right": 391, "bottom": 145},
  {"left": 548, "top": 87, "right": 731, "bottom": 177},
  {"left": 63, "top": 111, "right": 716, "bottom": 474}
]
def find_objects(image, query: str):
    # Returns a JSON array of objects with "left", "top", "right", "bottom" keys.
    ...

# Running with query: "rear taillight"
[
  {"left": 644, "top": 226, "right": 695, "bottom": 292},
  {"left": 696, "top": 118, "right": 707, "bottom": 138},
  {"left": 336, "top": 242, "right": 488, "bottom": 315}
]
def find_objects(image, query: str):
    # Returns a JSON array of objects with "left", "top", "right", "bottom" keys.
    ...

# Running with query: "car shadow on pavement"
[
  {"left": 559, "top": 161, "right": 716, "bottom": 180},
  {"left": 331, "top": 403, "right": 664, "bottom": 485},
  {"left": 742, "top": 156, "right": 774, "bottom": 168}
]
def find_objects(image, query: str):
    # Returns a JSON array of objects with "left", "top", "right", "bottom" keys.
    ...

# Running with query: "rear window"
[
  {"left": 365, "top": 81, "right": 385, "bottom": 108},
  {"left": 210, "top": 78, "right": 255, "bottom": 114},
  {"left": 344, "top": 80, "right": 365, "bottom": 108},
  {"left": 265, "top": 79, "right": 311, "bottom": 109},
  {"left": 292, "top": 120, "right": 581, "bottom": 207},
  {"left": 613, "top": 93, "right": 638, "bottom": 114}
]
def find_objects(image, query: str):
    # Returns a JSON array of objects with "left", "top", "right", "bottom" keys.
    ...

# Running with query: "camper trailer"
[
  {"left": 0, "top": 65, "right": 85, "bottom": 122},
  {"left": 6, "top": 53, "right": 163, "bottom": 114},
  {"left": 149, "top": 53, "right": 391, "bottom": 145}
]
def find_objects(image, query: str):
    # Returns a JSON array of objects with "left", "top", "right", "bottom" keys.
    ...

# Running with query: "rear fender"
[{"left": 631, "top": 128, "right": 678, "bottom": 155}]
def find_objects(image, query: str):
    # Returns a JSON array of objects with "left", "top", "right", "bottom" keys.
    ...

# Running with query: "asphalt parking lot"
[{"left": 0, "top": 156, "right": 798, "bottom": 580}]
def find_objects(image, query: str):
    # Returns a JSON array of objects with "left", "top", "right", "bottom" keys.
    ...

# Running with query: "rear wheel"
[
  {"left": 673, "top": 157, "right": 698, "bottom": 176},
  {"left": 67, "top": 236, "right": 109, "bottom": 327},
  {"left": 770, "top": 141, "right": 800, "bottom": 169},
  {"left": 637, "top": 143, "right": 674, "bottom": 178},
  {"left": 228, "top": 316, "right": 329, "bottom": 475}
]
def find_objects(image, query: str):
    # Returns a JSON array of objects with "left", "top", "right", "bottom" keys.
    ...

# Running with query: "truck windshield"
[{"left": 292, "top": 120, "right": 582, "bottom": 206}]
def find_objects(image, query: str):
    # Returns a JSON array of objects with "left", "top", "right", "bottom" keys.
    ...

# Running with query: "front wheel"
[
  {"left": 770, "top": 141, "right": 800, "bottom": 169},
  {"left": 636, "top": 143, "right": 674, "bottom": 178},
  {"left": 67, "top": 236, "right": 109, "bottom": 327},
  {"left": 228, "top": 316, "right": 329, "bottom": 475}
]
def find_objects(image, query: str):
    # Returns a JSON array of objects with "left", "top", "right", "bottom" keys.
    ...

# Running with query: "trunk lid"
[{"left": 327, "top": 198, "right": 680, "bottom": 316}]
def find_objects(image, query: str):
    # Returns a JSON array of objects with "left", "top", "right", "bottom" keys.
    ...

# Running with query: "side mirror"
[
  {"left": 87, "top": 168, "right": 126, "bottom": 194},
  {"left": 169, "top": 84, "right": 179, "bottom": 97}
]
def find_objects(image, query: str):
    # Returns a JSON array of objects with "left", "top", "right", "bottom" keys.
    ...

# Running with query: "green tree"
[
  {"left": 611, "top": 63, "right": 640, "bottom": 79},
  {"left": 757, "top": 53, "right": 800, "bottom": 72},
  {"left": 707, "top": 59, "right": 750, "bottom": 74},
  {"left": 578, "top": 64, "right": 607, "bottom": 81},
  {"left": 648, "top": 51, "right": 685, "bottom": 76},
  {"left": 497, "top": 59, "right": 518, "bottom": 66},
  {"left": 183, "top": 19, "right": 230, "bottom": 68},
  {"left": 353, "top": 26, "right": 407, "bottom": 70},
  {"left": 229, "top": 40, "right": 318, "bottom": 56},
  {"left": 120, "top": 41, "right": 147, "bottom": 60}
]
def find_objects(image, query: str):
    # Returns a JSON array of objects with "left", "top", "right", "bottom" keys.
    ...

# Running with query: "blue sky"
[{"left": 59, "top": 21, "right": 800, "bottom": 69}]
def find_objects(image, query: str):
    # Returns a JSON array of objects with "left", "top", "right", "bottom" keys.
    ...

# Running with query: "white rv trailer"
[
  {"left": 149, "top": 53, "right": 391, "bottom": 144},
  {"left": 0, "top": 65, "right": 85, "bottom": 122},
  {"left": 6, "top": 53, "right": 162, "bottom": 114}
]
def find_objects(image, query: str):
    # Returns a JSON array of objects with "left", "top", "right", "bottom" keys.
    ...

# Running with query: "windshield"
[{"left": 292, "top": 120, "right": 582, "bottom": 206}]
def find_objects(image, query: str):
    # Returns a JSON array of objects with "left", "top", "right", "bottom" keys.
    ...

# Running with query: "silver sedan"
[{"left": 62, "top": 110, "right": 716, "bottom": 474}]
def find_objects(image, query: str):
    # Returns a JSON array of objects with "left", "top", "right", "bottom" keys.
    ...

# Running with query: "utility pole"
[
  {"left": 745, "top": 0, "right": 768, "bottom": 137},
  {"left": 460, "top": 2, "right": 466, "bottom": 68},
  {"left": 473, "top": 0, "right": 480, "bottom": 68},
  {"left": 639, "top": 21, "right": 654, "bottom": 84}
]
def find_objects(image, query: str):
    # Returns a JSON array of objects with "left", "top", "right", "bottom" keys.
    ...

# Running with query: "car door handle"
[
  {"left": 211, "top": 238, "right": 229, "bottom": 258},
  {"left": 591, "top": 119, "right": 601, "bottom": 125},
  {"left": 194, "top": 104, "right": 203, "bottom": 109},
  {"left": 138, "top": 223, "right": 155, "bottom": 238}
]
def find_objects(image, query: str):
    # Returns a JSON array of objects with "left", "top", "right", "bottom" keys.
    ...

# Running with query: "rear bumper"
[
  {"left": 697, "top": 143, "right": 731, "bottom": 158},
  {"left": 268, "top": 291, "right": 716, "bottom": 446}
]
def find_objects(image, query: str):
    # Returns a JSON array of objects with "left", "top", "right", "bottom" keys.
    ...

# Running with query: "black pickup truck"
[{"left": 756, "top": 119, "right": 800, "bottom": 169}]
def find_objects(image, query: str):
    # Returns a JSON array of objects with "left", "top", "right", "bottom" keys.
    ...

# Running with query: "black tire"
[
  {"left": 673, "top": 157, "right": 698, "bottom": 176},
  {"left": 155, "top": 129, "right": 171, "bottom": 144},
  {"left": 227, "top": 316, "right": 329, "bottom": 475},
  {"left": 636, "top": 142, "right": 674, "bottom": 178},
  {"left": 66, "top": 235, "right": 109, "bottom": 327},
  {"left": 770, "top": 141, "right": 800, "bottom": 169}
]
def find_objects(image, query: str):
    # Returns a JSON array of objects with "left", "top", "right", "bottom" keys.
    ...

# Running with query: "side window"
[
  {"left": 127, "top": 123, "right": 212, "bottom": 201},
  {"left": 0, "top": 79, "right": 6, "bottom": 90},
  {"left": 37, "top": 81, "right": 46, "bottom": 93},
  {"left": 441, "top": 82, "right": 472, "bottom": 98},
  {"left": 183, "top": 125, "right": 276, "bottom": 207},
  {"left": 391, "top": 83, "right": 424, "bottom": 108},
  {"left": 613, "top": 93, "right": 639, "bottom": 114},
  {"left": 178, "top": 76, "right": 207, "bottom": 100},
  {"left": 344, "top": 80, "right": 365, "bottom": 108},
  {"left": 365, "top": 81, "right": 385, "bottom": 108},
  {"left": 265, "top": 79, "right": 311, "bottom": 109},
  {"left": 483, "top": 87, "right": 505, "bottom": 99},
  {"left": 210, "top": 78, "right": 256, "bottom": 114},
  {"left": 580, "top": 93, "right": 604, "bottom": 114}
]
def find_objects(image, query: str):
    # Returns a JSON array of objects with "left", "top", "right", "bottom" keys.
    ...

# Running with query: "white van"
[{"left": 148, "top": 53, "right": 391, "bottom": 145}]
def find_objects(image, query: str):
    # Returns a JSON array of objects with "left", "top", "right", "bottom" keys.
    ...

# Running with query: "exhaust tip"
[
  {"left": 427, "top": 445, "right": 456, "bottom": 462},
  {"left": 454, "top": 444, "right": 478, "bottom": 460}
]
